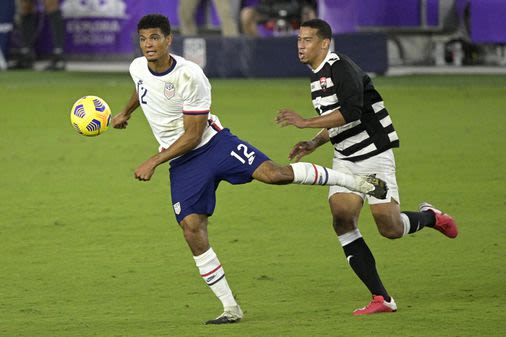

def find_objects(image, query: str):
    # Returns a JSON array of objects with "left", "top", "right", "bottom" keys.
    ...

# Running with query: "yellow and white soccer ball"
[{"left": 70, "top": 96, "right": 112, "bottom": 136}]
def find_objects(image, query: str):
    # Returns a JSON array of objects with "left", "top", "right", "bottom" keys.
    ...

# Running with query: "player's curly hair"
[
  {"left": 300, "top": 19, "right": 332, "bottom": 40},
  {"left": 137, "top": 14, "right": 171, "bottom": 36}
]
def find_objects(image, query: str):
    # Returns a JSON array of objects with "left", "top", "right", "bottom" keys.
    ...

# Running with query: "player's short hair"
[
  {"left": 301, "top": 19, "right": 332, "bottom": 40},
  {"left": 138, "top": 14, "right": 171, "bottom": 36}
]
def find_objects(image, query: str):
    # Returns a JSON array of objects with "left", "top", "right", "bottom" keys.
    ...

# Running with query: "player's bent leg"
[
  {"left": 371, "top": 200, "right": 457, "bottom": 238},
  {"left": 370, "top": 201, "right": 404, "bottom": 239}
]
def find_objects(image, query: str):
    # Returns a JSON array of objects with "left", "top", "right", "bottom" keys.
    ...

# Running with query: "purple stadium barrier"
[{"left": 471, "top": 0, "right": 506, "bottom": 43}]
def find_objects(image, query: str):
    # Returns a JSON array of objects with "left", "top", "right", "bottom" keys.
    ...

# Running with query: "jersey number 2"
[
  {"left": 230, "top": 144, "right": 256, "bottom": 165},
  {"left": 139, "top": 87, "right": 148, "bottom": 104}
]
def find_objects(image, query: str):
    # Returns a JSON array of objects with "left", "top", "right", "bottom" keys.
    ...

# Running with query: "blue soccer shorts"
[{"left": 169, "top": 129, "right": 270, "bottom": 223}]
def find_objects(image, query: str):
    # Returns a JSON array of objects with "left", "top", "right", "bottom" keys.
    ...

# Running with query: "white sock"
[
  {"left": 338, "top": 228, "right": 363, "bottom": 247},
  {"left": 400, "top": 213, "right": 410, "bottom": 236},
  {"left": 194, "top": 247, "right": 237, "bottom": 308},
  {"left": 290, "top": 162, "right": 365, "bottom": 192}
]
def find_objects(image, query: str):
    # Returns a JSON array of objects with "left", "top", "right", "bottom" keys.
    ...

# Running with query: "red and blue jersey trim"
[{"left": 208, "top": 119, "right": 222, "bottom": 132}]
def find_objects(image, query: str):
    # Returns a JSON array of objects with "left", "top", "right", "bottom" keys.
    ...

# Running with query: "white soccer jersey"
[{"left": 129, "top": 54, "right": 223, "bottom": 153}]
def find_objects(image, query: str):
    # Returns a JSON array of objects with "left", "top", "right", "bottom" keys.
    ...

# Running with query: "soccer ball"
[{"left": 70, "top": 96, "right": 112, "bottom": 136}]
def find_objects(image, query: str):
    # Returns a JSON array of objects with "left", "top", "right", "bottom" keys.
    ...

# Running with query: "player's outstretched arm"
[
  {"left": 276, "top": 108, "right": 346, "bottom": 129},
  {"left": 112, "top": 89, "right": 140, "bottom": 129}
]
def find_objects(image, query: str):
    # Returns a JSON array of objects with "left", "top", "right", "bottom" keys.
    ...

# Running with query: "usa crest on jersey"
[
  {"left": 164, "top": 82, "right": 175, "bottom": 100},
  {"left": 173, "top": 202, "right": 181, "bottom": 215}
]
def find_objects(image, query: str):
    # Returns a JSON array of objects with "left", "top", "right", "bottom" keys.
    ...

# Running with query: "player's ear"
[
  {"left": 165, "top": 34, "right": 173, "bottom": 46},
  {"left": 322, "top": 38, "right": 330, "bottom": 50}
]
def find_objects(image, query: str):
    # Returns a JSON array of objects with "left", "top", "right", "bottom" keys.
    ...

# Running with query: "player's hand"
[
  {"left": 288, "top": 140, "right": 317, "bottom": 162},
  {"left": 276, "top": 108, "right": 307, "bottom": 128},
  {"left": 112, "top": 112, "right": 130, "bottom": 129},
  {"left": 134, "top": 159, "right": 157, "bottom": 181}
]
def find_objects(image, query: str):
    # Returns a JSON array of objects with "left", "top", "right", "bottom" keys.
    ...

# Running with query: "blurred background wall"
[{"left": 1, "top": 0, "right": 505, "bottom": 75}]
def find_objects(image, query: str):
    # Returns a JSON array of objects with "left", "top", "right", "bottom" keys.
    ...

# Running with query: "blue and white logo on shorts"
[{"left": 173, "top": 202, "right": 181, "bottom": 215}]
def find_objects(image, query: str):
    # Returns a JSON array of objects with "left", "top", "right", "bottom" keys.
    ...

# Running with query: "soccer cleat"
[
  {"left": 419, "top": 202, "right": 458, "bottom": 238},
  {"left": 356, "top": 174, "right": 388, "bottom": 199},
  {"left": 353, "top": 295, "right": 397, "bottom": 316},
  {"left": 205, "top": 305, "right": 243, "bottom": 325}
]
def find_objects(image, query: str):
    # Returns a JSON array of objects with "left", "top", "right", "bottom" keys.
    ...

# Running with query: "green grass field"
[{"left": 0, "top": 72, "right": 505, "bottom": 337}]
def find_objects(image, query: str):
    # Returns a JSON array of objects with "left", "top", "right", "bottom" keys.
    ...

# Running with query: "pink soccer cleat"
[
  {"left": 353, "top": 295, "right": 397, "bottom": 316},
  {"left": 419, "top": 202, "right": 458, "bottom": 238}
]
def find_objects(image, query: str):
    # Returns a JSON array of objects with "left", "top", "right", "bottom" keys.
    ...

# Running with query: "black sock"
[
  {"left": 402, "top": 211, "right": 436, "bottom": 234},
  {"left": 343, "top": 238, "right": 391, "bottom": 302}
]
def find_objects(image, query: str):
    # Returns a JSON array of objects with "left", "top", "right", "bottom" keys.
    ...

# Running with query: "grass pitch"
[{"left": 0, "top": 72, "right": 505, "bottom": 337}]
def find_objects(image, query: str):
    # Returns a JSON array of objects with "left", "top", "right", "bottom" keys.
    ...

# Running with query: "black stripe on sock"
[{"left": 207, "top": 274, "right": 225, "bottom": 286}]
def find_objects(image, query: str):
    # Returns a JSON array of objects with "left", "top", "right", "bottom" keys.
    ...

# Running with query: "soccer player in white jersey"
[
  {"left": 276, "top": 19, "right": 459, "bottom": 315},
  {"left": 112, "top": 14, "right": 388, "bottom": 324}
]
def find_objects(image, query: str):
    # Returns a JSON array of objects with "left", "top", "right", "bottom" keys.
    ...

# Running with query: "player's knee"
[
  {"left": 377, "top": 223, "right": 403, "bottom": 239},
  {"left": 269, "top": 166, "right": 292, "bottom": 184},
  {"left": 181, "top": 218, "right": 205, "bottom": 242},
  {"left": 254, "top": 162, "right": 292, "bottom": 184},
  {"left": 182, "top": 224, "right": 199, "bottom": 241},
  {"left": 332, "top": 214, "right": 357, "bottom": 235}
]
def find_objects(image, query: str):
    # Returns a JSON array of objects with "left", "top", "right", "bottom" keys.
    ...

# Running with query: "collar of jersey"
[
  {"left": 311, "top": 51, "right": 334, "bottom": 73},
  {"left": 148, "top": 56, "right": 177, "bottom": 76}
]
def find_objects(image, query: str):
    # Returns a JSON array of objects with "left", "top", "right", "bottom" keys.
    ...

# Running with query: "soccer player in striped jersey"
[
  {"left": 112, "top": 14, "right": 388, "bottom": 324},
  {"left": 276, "top": 19, "right": 459, "bottom": 315}
]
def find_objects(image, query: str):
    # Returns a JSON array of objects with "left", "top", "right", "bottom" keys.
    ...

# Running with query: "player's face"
[
  {"left": 138, "top": 28, "right": 172, "bottom": 63},
  {"left": 297, "top": 27, "right": 329, "bottom": 69}
]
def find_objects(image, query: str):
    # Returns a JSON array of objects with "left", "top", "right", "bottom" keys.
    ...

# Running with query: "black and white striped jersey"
[{"left": 309, "top": 51, "right": 399, "bottom": 162}]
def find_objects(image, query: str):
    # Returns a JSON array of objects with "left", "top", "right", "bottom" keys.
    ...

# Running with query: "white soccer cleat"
[
  {"left": 205, "top": 305, "right": 243, "bottom": 325},
  {"left": 355, "top": 174, "right": 388, "bottom": 199}
]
